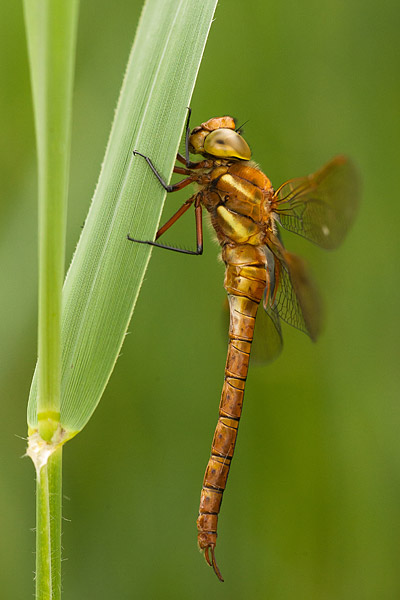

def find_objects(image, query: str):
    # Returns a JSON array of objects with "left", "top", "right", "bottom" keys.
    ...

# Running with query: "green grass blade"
[
  {"left": 24, "top": 0, "right": 79, "bottom": 442},
  {"left": 27, "top": 0, "right": 218, "bottom": 435}
]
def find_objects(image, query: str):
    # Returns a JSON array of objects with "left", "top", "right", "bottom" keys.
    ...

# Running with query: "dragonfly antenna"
[{"left": 235, "top": 119, "right": 250, "bottom": 134}]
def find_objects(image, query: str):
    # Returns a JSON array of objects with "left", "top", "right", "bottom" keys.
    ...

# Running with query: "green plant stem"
[{"left": 35, "top": 447, "right": 63, "bottom": 600}]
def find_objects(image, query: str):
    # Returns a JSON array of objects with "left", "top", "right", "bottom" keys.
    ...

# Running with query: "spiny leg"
[
  {"left": 132, "top": 150, "right": 195, "bottom": 192},
  {"left": 127, "top": 195, "right": 203, "bottom": 255},
  {"left": 128, "top": 142, "right": 204, "bottom": 254},
  {"left": 180, "top": 106, "right": 199, "bottom": 169}
]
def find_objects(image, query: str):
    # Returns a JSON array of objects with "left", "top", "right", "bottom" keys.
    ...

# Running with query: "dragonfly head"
[{"left": 189, "top": 116, "right": 251, "bottom": 161}]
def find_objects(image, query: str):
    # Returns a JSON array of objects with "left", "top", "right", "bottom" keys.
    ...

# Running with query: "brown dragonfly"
[{"left": 127, "top": 110, "right": 359, "bottom": 581}]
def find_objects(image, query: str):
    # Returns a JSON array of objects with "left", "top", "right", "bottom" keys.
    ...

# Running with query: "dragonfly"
[{"left": 127, "top": 110, "right": 359, "bottom": 581}]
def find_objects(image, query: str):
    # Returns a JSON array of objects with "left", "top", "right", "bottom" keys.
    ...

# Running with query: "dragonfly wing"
[
  {"left": 264, "top": 241, "right": 323, "bottom": 342},
  {"left": 274, "top": 156, "right": 360, "bottom": 249},
  {"left": 251, "top": 245, "right": 283, "bottom": 364},
  {"left": 277, "top": 251, "right": 323, "bottom": 341},
  {"left": 251, "top": 301, "right": 283, "bottom": 364}
]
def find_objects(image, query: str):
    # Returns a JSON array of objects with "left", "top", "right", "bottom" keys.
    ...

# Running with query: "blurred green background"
[{"left": 1, "top": 0, "right": 400, "bottom": 598}]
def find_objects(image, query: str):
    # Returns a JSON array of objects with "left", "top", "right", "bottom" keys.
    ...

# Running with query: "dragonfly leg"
[
  {"left": 182, "top": 106, "right": 201, "bottom": 169},
  {"left": 173, "top": 166, "right": 192, "bottom": 175},
  {"left": 175, "top": 107, "right": 209, "bottom": 169},
  {"left": 133, "top": 150, "right": 194, "bottom": 192},
  {"left": 127, "top": 194, "right": 203, "bottom": 255},
  {"left": 176, "top": 152, "right": 188, "bottom": 165},
  {"left": 126, "top": 236, "right": 202, "bottom": 255}
]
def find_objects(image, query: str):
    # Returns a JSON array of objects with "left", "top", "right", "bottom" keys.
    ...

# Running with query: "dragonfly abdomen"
[{"left": 197, "top": 245, "right": 267, "bottom": 580}]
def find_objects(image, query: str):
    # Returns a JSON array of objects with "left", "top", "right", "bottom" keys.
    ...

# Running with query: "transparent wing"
[
  {"left": 250, "top": 245, "right": 283, "bottom": 364},
  {"left": 263, "top": 243, "right": 323, "bottom": 342},
  {"left": 251, "top": 302, "right": 283, "bottom": 364},
  {"left": 274, "top": 156, "right": 360, "bottom": 249},
  {"left": 227, "top": 237, "right": 324, "bottom": 364}
]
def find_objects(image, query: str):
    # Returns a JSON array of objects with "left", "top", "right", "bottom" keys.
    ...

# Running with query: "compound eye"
[{"left": 203, "top": 129, "right": 251, "bottom": 160}]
